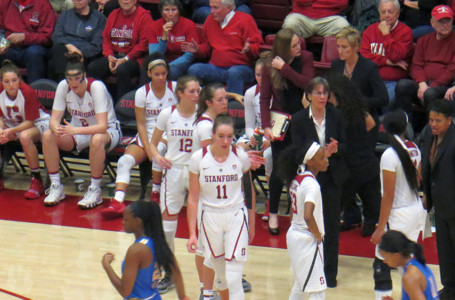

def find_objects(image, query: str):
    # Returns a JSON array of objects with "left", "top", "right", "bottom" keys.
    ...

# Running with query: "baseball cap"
[{"left": 432, "top": 5, "right": 453, "bottom": 21}]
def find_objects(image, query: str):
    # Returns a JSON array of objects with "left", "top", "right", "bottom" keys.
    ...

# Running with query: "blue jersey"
[
  {"left": 402, "top": 258, "right": 439, "bottom": 300},
  {"left": 122, "top": 237, "right": 161, "bottom": 300}
]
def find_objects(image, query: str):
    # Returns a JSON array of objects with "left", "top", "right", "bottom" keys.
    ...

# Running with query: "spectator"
[
  {"left": 360, "top": 0, "right": 414, "bottom": 110},
  {"left": 0, "top": 0, "right": 56, "bottom": 84},
  {"left": 96, "top": 0, "right": 120, "bottom": 17},
  {"left": 400, "top": 0, "right": 446, "bottom": 41},
  {"left": 49, "top": 0, "right": 74, "bottom": 13},
  {"left": 283, "top": 0, "right": 350, "bottom": 39},
  {"left": 149, "top": 0, "right": 199, "bottom": 81},
  {"left": 260, "top": 28, "right": 314, "bottom": 236},
  {"left": 87, "top": 0, "right": 152, "bottom": 101},
  {"left": 395, "top": 5, "right": 455, "bottom": 122},
  {"left": 50, "top": 0, "right": 106, "bottom": 82},
  {"left": 421, "top": 100, "right": 455, "bottom": 300},
  {"left": 192, "top": 0, "right": 251, "bottom": 24},
  {"left": 182, "top": 0, "right": 263, "bottom": 95}
]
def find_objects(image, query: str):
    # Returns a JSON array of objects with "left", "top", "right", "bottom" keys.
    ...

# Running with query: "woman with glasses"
[{"left": 290, "top": 77, "right": 347, "bottom": 288}]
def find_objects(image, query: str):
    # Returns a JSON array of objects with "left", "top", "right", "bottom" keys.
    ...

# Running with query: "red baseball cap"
[{"left": 432, "top": 5, "right": 453, "bottom": 20}]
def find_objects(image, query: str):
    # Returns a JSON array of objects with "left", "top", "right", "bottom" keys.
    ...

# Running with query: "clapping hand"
[{"left": 325, "top": 138, "right": 338, "bottom": 157}]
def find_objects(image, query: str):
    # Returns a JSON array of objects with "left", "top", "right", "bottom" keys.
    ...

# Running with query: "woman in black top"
[{"left": 260, "top": 28, "right": 315, "bottom": 235}]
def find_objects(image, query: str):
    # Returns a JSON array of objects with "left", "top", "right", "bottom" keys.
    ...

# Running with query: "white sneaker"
[
  {"left": 44, "top": 183, "right": 65, "bottom": 206},
  {"left": 78, "top": 185, "right": 103, "bottom": 209}
]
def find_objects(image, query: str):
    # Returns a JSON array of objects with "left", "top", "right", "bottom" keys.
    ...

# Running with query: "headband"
[
  {"left": 303, "top": 142, "right": 321, "bottom": 164},
  {"left": 394, "top": 134, "right": 409, "bottom": 151},
  {"left": 65, "top": 71, "right": 82, "bottom": 78},
  {"left": 148, "top": 59, "right": 166, "bottom": 71}
]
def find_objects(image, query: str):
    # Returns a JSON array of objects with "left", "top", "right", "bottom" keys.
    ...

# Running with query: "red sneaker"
[
  {"left": 262, "top": 201, "right": 270, "bottom": 222},
  {"left": 0, "top": 179, "right": 4, "bottom": 191},
  {"left": 101, "top": 199, "right": 126, "bottom": 220},
  {"left": 24, "top": 178, "right": 45, "bottom": 199},
  {"left": 150, "top": 190, "right": 160, "bottom": 203}
]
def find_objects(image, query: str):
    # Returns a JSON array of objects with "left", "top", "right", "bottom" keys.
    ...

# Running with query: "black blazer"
[
  {"left": 421, "top": 122, "right": 455, "bottom": 219},
  {"left": 331, "top": 54, "right": 389, "bottom": 112},
  {"left": 290, "top": 105, "right": 348, "bottom": 187}
]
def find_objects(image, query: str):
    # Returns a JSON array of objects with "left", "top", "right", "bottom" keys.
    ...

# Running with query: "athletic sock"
[
  {"left": 91, "top": 176, "right": 102, "bottom": 188},
  {"left": 152, "top": 183, "right": 160, "bottom": 192},
  {"left": 114, "top": 190, "right": 125, "bottom": 202},
  {"left": 49, "top": 172, "right": 60, "bottom": 185},
  {"left": 30, "top": 168, "right": 42, "bottom": 182},
  {"left": 375, "top": 290, "right": 392, "bottom": 300},
  {"left": 203, "top": 289, "right": 213, "bottom": 300},
  {"left": 200, "top": 282, "right": 204, "bottom": 288}
]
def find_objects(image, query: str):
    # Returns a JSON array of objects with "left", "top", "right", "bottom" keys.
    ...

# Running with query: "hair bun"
[
  {"left": 66, "top": 52, "right": 83, "bottom": 64},
  {"left": 2, "top": 59, "right": 13, "bottom": 67}
]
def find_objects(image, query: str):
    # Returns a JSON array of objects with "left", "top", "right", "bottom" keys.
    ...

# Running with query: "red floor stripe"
[
  {"left": 0, "top": 188, "right": 439, "bottom": 264},
  {"left": 0, "top": 288, "right": 33, "bottom": 300}
]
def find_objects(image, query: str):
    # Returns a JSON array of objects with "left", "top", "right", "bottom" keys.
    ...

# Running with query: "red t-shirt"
[
  {"left": 0, "top": 82, "right": 41, "bottom": 125},
  {"left": 109, "top": 9, "right": 138, "bottom": 54}
]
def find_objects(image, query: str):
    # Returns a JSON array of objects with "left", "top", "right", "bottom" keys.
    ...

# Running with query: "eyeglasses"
[{"left": 312, "top": 92, "right": 329, "bottom": 97}]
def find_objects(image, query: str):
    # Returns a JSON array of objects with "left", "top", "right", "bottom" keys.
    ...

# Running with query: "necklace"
[{"left": 344, "top": 65, "right": 353, "bottom": 79}]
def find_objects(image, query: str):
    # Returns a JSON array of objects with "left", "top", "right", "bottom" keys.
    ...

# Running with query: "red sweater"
[
  {"left": 102, "top": 6, "right": 152, "bottom": 64},
  {"left": 411, "top": 32, "right": 455, "bottom": 87},
  {"left": 149, "top": 17, "right": 199, "bottom": 62},
  {"left": 3, "top": 0, "right": 55, "bottom": 47},
  {"left": 291, "top": 0, "right": 348, "bottom": 19},
  {"left": 196, "top": 12, "right": 263, "bottom": 68},
  {"left": 360, "top": 21, "right": 414, "bottom": 81}
]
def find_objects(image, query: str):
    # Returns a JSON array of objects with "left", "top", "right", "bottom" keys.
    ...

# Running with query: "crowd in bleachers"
[{"left": 1, "top": 0, "right": 455, "bottom": 299}]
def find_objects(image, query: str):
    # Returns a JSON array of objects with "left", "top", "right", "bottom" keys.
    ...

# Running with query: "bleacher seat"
[
  {"left": 251, "top": 0, "right": 291, "bottom": 30},
  {"left": 314, "top": 36, "right": 339, "bottom": 77},
  {"left": 260, "top": 34, "right": 306, "bottom": 53}
]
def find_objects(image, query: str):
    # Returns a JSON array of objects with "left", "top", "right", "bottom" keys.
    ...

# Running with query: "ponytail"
[
  {"left": 383, "top": 109, "right": 419, "bottom": 196},
  {"left": 129, "top": 201, "right": 176, "bottom": 274},
  {"left": 194, "top": 83, "right": 225, "bottom": 125},
  {"left": 379, "top": 230, "right": 426, "bottom": 266},
  {"left": 0, "top": 59, "right": 21, "bottom": 80}
]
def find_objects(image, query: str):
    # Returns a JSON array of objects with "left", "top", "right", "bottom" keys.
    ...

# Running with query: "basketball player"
[
  {"left": 101, "top": 53, "right": 177, "bottom": 220},
  {"left": 278, "top": 141, "right": 328, "bottom": 300},
  {"left": 102, "top": 201, "right": 191, "bottom": 300},
  {"left": 379, "top": 230, "right": 439, "bottom": 300},
  {"left": 150, "top": 75, "right": 199, "bottom": 293},
  {"left": 42, "top": 53, "right": 122, "bottom": 208},
  {"left": 187, "top": 113, "right": 255, "bottom": 300},
  {"left": 0, "top": 60, "right": 50, "bottom": 198},
  {"left": 371, "top": 109, "right": 426, "bottom": 300}
]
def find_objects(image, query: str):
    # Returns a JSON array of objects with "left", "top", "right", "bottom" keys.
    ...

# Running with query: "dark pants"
[
  {"left": 0, "top": 45, "right": 48, "bottom": 83},
  {"left": 341, "top": 171, "right": 381, "bottom": 226},
  {"left": 87, "top": 55, "right": 140, "bottom": 102},
  {"left": 435, "top": 213, "right": 455, "bottom": 292},
  {"left": 394, "top": 79, "right": 450, "bottom": 116},
  {"left": 268, "top": 132, "right": 292, "bottom": 214},
  {"left": 48, "top": 43, "right": 100, "bottom": 83},
  {"left": 320, "top": 175, "right": 342, "bottom": 286}
]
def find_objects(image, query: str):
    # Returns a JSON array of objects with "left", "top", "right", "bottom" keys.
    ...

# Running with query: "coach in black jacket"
[
  {"left": 421, "top": 100, "right": 455, "bottom": 299},
  {"left": 290, "top": 78, "right": 348, "bottom": 288}
]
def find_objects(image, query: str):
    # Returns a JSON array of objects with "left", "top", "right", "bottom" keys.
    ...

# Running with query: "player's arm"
[
  {"left": 6, "top": 120, "right": 34, "bottom": 134},
  {"left": 304, "top": 201, "right": 322, "bottom": 244},
  {"left": 135, "top": 106, "right": 152, "bottom": 160},
  {"left": 372, "top": 169, "right": 396, "bottom": 244},
  {"left": 69, "top": 111, "right": 108, "bottom": 135},
  {"left": 243, "top": 169, "right": 256, "bottom": 243},
  {"left": 49, "top": 109, "right": 65, "bottom": 135},
  {"left": 186, "top": 171, "right": 200, "bottom": 253},
  {"left": 102, "top": 244, "right": 143, "bottom": 297},
  {"left": 171, "top": 258, "right": 190, "bottom": 300},
  {"left": 402, "top": 267, "right": 427, "bottom": 300},
  {"left": 150, "top": 127, "right": 171, "bottom": 169}
]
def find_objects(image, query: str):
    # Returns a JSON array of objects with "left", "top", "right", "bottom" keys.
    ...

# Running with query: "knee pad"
[
  {"left": 211, "top": 257, "right": 227, "bottom": 291},
  {"left": 152, "top": 141, "right": 167, "bottom": 172},
  {"left": 116, "top": 154, "right": 136, "bottom": 184},
  {"left": 373, "top": 257, "right": 392, "bottom": 291},
  {"left": 226, "top": 259, "right": 244, "bottom": 299},
  {"left": 163, "top": 220, "right": 178, "bottom": 253}
]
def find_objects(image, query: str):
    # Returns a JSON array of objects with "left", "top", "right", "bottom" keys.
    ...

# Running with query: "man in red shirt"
[
  {"left": 0, "top": 0, "right": 55, "bottom": 83},
  {"left": 282, "top": 0, "right": 350, "bottom": 39},
  {"left": 360, "top": 0, "right": 414, "bottom": 110},
  {"left": 395, "top": 5, "right": 455, "bottom": 124},
  {"left": 182, "top": 0, "right": 263, "bottom": 95}
]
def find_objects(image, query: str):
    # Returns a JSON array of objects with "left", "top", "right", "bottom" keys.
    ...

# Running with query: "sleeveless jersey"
[
  {"left": 155, "top": 105, "right": 197, "bottom": 165},
  {"left": 193, "top": 113, "right": 213, "bottom": 152},
  {"left": 135, "top": 81, "right": 177, "bottom": 131},
  {"left": 381, "top": 140, "right": 421, "bottom": 208},
  {"left": 53, "top": 78, "right": 117, "bottom": 128},
  {"left": 122, "top": 237, "right": 161, "bottom": 299},
  {"left": 0, "top": 81, "right": 49, "bottom": 127},
  {"left": 189, "top": 145, "right": 251, "bottom": 208},
  {"left": 402, "top": 258, "right": 439, "bottom": 300},
  {"left": 289, "top": 169, "right": 325, "bottom": 235}
]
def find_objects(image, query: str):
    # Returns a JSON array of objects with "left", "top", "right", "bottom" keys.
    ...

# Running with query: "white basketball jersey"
[
  {"left": 135, "top": 81, "right": 177, "bottom": 131},
  {"left": 189, "top": 145, "right": 250, "bottom": 208},
  {"left": 53, "top": 78, "right": 117, "bottom": 128},
  {"left": 156, "top": 105, "right": 197, "bottom": 165},
  {"left": 193, "top": 113, "right": 213, "bottom": 152},
  {"left": 289, "top": 170, "right": 325, "bottom": 236}
]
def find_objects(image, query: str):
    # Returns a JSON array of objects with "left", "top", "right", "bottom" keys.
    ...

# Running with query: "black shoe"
[
  {"left": 340, "top": 221, "right": 361, "bottom": 232},
  {"left": 268, "top": 225, "right": 279, "bottom": 235},
  {"left": 361, "top": 223, "right": 376, "bottom": 237},
  {"left": 242, "top": 276, "right": 252, "bottom": 292},
  {"left": 439, "top": 288, "right": 455, "bottom": 300},
  {"left": 326, "top": 279, "right": 337, "bottom": 288}
]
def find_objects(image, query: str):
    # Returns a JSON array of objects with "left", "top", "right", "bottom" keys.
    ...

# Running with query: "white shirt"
[
  {"left": 380, "top": 141, "right": 421, "bottom": 208},
  {"left": 289, "top": 169, "right": 325, "bottom": 236},
  {"left": 156, "top": 106, "right": 197, "bottom": 165},
  {"left": 193, "top": 113, "right": 213, "bottom": 152},
  {"left": 53, "top": 79, "right": 117, "bottom": 128},
  {"left": 244, "top": 85, "right": 262, "bottom": 139},
  {"left": 309, "top": 106, "right": 326, "bottom": 147},
  {"left": 221, "top": 11, "right": 235, "bottom": 29},
  {"left": 189, "top": 145, "right": 251, "bottom": 208}
]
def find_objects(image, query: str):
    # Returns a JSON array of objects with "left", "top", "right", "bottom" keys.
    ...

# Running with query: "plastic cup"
[
  {"left": 74, "top": 179, "right": 85, "bottom": 192},
  {"left": 107, "top": 183, "right": 116, "bottom": 198}
]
